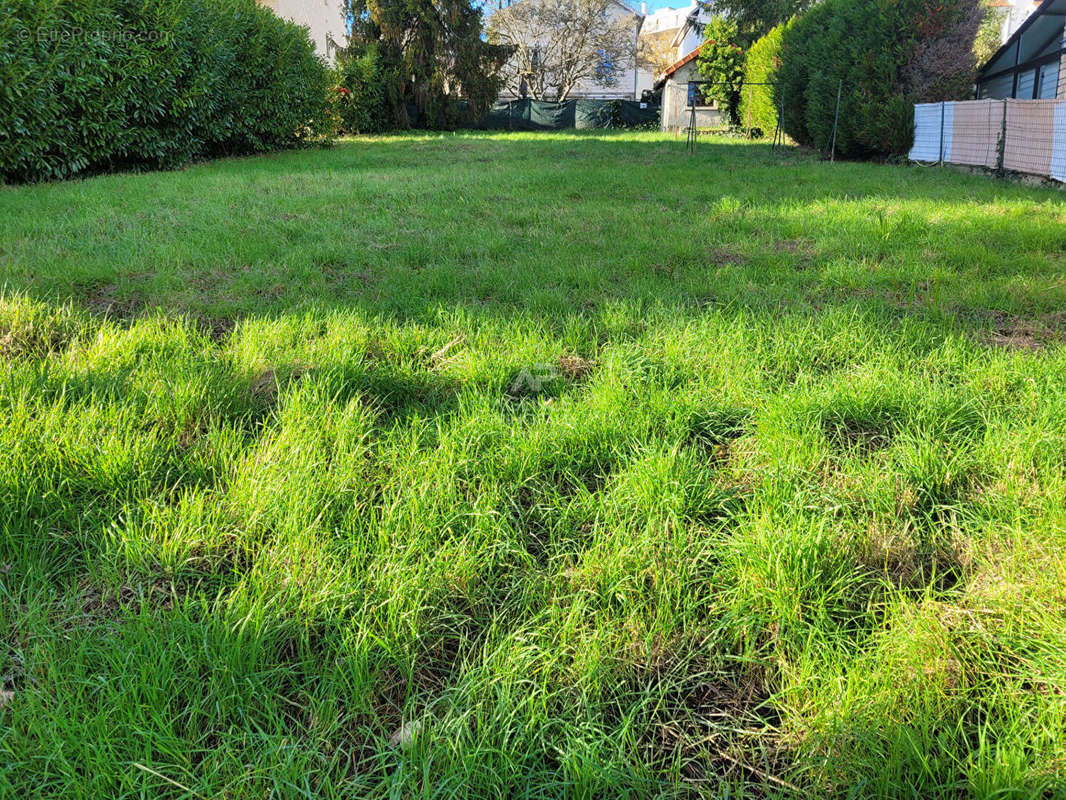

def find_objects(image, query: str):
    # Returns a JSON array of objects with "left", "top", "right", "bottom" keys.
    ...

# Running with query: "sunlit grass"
[{"left": 1, "top": 131, "right": 1065, "bottom": 798}]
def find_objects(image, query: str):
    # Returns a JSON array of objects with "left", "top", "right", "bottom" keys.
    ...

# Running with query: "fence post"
[
  {"left": 828, "top": 80, "right": 842, "bottom": 162},
  {"left": 773, "top": 87, "right": 784, "bottom": 154},
  {"left": 997, "top": 100, "right": 1007, "bottom": 177},
  {"left": 688, "top": 101, "right": 697, "bottom": 154},
  {"left": 746, "top": 84, "right": 753, "bottom": 135},
  {"left": 938, "top": 101, "right": 945, "bottom": 166}
]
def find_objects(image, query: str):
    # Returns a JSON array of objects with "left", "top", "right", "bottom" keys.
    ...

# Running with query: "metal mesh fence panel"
[
  {"left": 476, "top": 99, "right": 659, "bottom": 130},
  {"left": 1003, "top": 99, "right": 1057, "bottom": 175},
  {"left": 1052, "top": 103, "right": 1066, "bottom": 181},
  {"left": 909, "top": 98, "right": 1066, "bottom": 180},
  {"left": 950, "top": 100, "right": 1001, "bottom": 169},
  {"left": 909, "top": 103, "right": 945, "bottom": 162}
]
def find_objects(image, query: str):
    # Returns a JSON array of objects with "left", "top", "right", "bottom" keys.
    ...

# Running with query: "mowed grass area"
[{"left": 1, "top": 131, "right": 1066, "bottom": 798}]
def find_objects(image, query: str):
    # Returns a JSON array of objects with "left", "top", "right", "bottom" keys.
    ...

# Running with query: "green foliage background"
[
  {"left": 342, "top": 0, "right": 509, "bottom": 130},
  {"left": 974, "top": 0, "right": 1007, "bottom": 66},
  {"left": 776, "top": 0, "right": 982, "bottom": 158},
  {"left": 0, "top": 0, "right": 330, "bottom": 183},
  {"left": 738, "top": 21, "right": 789, "bottom": 135},
  {"left": 332, "top": 45, "right": 393, "bottom": 134},
  {"left": 697, "top": 17, "right": 746, "bottom": 125},
  {"left": 712, "top": 0, "right": 818, "bottom": 43}
]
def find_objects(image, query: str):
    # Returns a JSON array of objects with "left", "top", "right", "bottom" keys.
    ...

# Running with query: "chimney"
[{"left": 641, "top": 2, "right": 647, "bottom": 14}]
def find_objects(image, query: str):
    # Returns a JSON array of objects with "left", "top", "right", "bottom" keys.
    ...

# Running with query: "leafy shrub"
[
  {"left": 0, "top": 0, "right": 331, "bottom": 183},
  {"left": 696, "top": 16, "right": 746, "bottom": 125},
  {"left": 331, "top": 41, "right": 484, "bottom": 133},
  {"left": 777, "top": 0, "right": 982, "bottom": 158},
  {"left": 738, "top": 21, "right": 789, "bottom": 136},
  {"left": 332, "top": 45, "right": 392, "bottom": 134},
  {"left": 899, "top": 0, "right": 984, "bottom": 102},
  {"left": 974, "top": 0, "right": 1006, "bottom": 65}
]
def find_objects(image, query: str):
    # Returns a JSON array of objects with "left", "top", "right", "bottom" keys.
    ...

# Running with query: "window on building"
[
  {"left": 595, "top": 49, "right": 613, "bottom": 83},
  {"left": 1016, "top": 68, "right": 1036, "bottom": 98},
  {"left": 1038, "top": 61, "right": 1059, "bottom": 99}
]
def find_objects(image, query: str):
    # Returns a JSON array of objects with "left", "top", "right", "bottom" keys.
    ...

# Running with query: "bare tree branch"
[{"left": 487, "top": 0, "right": 638, "bottom": 101}]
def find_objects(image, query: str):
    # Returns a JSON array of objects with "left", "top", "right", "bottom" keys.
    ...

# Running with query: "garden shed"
[{"left": 656, "top": 47, "right": 726, "bottom": 132}]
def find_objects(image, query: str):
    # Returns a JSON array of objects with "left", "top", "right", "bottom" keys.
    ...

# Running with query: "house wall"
[
  {"left": 635, "top": 65, "right": 657, "bottom": 99},
  {"left": 496, "top": 0, "right": 647, "bottom": 100},
  {"left": 640, "top": 1, "right": 712, "bottom": 63},
  {"left": 661, "top": 62, "right": 726, "bottom": 131},
  {"left": 568, "top": 17, "right": 644, "bottom": 99},
  {"left": 635, "top": 10, "right": 690, "bottom": 95},
  {"left": 641, "top": 5, "right": 692, "bottom": 37},
  {"left": 673, "top": 27, "right": 703, "bottom": 63},
  {"left": 258, "top": 0, "right": 346, "bottom": 61},
  {"left": 637, "top": 1, "right": 719, "bottom": 99}
]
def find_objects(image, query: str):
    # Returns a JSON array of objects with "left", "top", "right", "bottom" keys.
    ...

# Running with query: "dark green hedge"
[
  {"left": 776, "top": 0, "right": 980, "bottom": 158},
  {"left": 0, "top": 0, "right": 331, "bottom": 182}
]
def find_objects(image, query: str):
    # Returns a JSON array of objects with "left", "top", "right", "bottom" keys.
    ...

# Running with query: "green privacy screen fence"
[{"left": 476, "top": 99, "right": 661, "bottom": 130}]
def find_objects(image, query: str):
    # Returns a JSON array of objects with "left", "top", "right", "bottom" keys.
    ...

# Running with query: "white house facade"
[
  {"left": 493, "top": 0, "right": 649, "bottom": 100},
  {"left": 640, "top": 1, "right": 711, "bottom": 65},
  {"left": 568, "top": 0, "right": 646, "bottom": 99},
  {"left": 258, "top": 0, "right": 347, "bottom": 61}
]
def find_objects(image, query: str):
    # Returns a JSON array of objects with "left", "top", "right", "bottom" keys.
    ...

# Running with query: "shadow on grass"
[
  {"left": 3, "top": 135, "right": 1066, "bottom": 798},
  {"left": 11, "top": 136, "right": 1056, "bottom": 355}
]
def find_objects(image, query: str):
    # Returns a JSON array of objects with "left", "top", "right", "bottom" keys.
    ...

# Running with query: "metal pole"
[
  {"left": 689, "top": 100, "right": 696, "bottom": 154},
  {"left": 829, "top": 79, "right": 842, "bottom": 162},
  {"left": 938, "top": 101, "right": 945, "bottom": 166},
  {"left": 772, "top": 84, "right": 784, "bottom": 154},
  {"left": 997, "top": 99, "right": 1007, "bottom": 176},
  {"left": 746, "top": 83, "right": 752, "bottom": 135},
  {"left": 687, "top": 87, "right": 697, "bottom": 154}
]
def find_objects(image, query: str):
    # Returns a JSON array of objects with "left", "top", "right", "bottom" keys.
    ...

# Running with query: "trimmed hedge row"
[
  {"left": 776, "top": 0, "right": 980, "bottom": 158},
  {"left": 739, "top": 21, "right": 788, "bottom": 136},
  {"left": 0, "top": 0, "right": 331, "bottom": 182}
]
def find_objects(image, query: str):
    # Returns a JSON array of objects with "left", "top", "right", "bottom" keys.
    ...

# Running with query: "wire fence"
[
  {"left": 674, "top": 80, "right": 791, "bottom": 156},
  {"left": 909, "top": 99, "right": 1066, "bottom": 181}
]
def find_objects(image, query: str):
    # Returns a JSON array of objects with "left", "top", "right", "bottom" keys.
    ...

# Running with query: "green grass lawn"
[{"left": 2, "top": 131, "right": 1066, "bottom": 798}]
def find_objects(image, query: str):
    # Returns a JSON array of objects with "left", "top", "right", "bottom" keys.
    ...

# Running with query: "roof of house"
[
  {"left": 978, "top": 0, "right": 1066, "bottom": 80},
  {"left": 653, "top": 44, "right": 702, "bottom": 87}
]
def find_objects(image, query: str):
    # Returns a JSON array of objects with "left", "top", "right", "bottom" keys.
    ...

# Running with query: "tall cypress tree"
[
  {"left": 711, "top": 0, "right": 819, "bottom": 44},
  {"left": 345, "top": 0, "right": 510, "bottom": 127}
]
